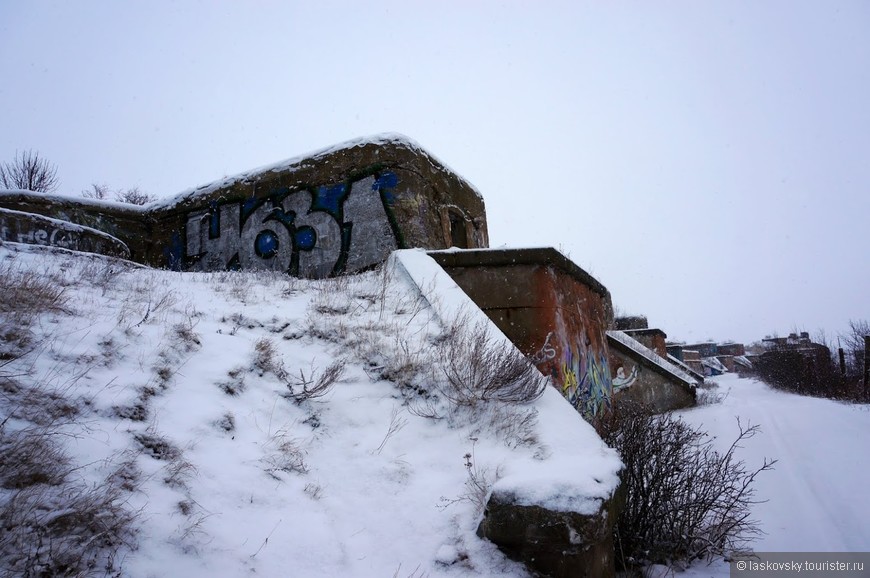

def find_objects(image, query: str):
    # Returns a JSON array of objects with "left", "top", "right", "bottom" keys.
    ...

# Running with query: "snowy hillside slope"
[{"left": 0, "top": 243, "right": 620, "bottom": 577}]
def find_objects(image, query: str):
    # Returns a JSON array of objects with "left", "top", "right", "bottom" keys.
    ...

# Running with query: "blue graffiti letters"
[{"left": 185, "top": 171, "right": 399, "bottom": 278}]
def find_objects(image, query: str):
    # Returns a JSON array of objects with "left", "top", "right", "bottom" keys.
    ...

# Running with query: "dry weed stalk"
[
  {"left": 374, "top": 406, "right": 408, "bottom": 455},
  {"left": 284, "top": 358, "right": 346, "bottom": 404},
  {"left": 435, "top": 316, "right": 548, "bottom": 408}
]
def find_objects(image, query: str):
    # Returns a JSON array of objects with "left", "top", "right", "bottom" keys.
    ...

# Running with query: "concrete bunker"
[{"left": 0, "top": 134, "right": 489, "bottom": 277}]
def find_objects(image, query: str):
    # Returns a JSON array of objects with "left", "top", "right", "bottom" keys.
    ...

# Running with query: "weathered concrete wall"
[
  {"left": 718, "top": 343, "right": 746, "bottom": 356},
  {"left": 717, "top": 355, "right": 736, "bottom": 372},
  {"left": 0, "top": 206, "right": 130, "bottom": 258},
  {"left": 0, "top": 135, "right": 488, "bottom": 277},
  {"left": 478, "top": 489, "right": 621, "bottom": 578},
  {"left": 0, "top": 192, "right": 146, "bottom": 260},
  {"left": 614, "top": 315, "right": 648, "bottom": 330},
  {"left": 683, "top": 342, "right": 719, "bottom": 358},
  {"left": 623, "top": 328, "right": 667, "bottom": 358},
  {"left": 429, "top": 248, "right": 615, "bottom": 421},
  {"left": 607, "top": 333, "right": 696, "bottom": 413},
  {"left": 680, "top": 349, "right": 705, "bottom": 376}
]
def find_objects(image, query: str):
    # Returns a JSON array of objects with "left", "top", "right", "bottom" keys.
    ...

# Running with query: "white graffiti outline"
[{"left": 530, "top": 332, "right": 556, "bottom": 364}]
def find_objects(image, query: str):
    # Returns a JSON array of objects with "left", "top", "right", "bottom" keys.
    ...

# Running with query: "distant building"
[
  {"left": 681, "top": 342, "right": 719, "bottom": 358},
  {"left": 623, "top": 328, "right": 667, "bottom": 358},
  {"left": 717, "top": 342, "right": 746, "bottom": 357},
  {"left": 716, "top": 355, "right": 736, "bottom": 372},
  {"left": 760, "top": 332, "right": 830, "bottom": 366},
  {"left": 614, "top": 316, "right": 648, "bottom": 331},
  {"left": 762, "top": 332, "right": 813, "bottom": 349},
  {"left": 666, "top": 345, "right": 705, "bottom": 377}
]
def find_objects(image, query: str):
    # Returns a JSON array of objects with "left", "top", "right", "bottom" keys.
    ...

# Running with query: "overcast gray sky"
[{"left": 2, "top": 1, "right": 867, "bottom": 345}]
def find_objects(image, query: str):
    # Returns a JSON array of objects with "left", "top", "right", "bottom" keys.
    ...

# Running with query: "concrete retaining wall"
[
  {"left": 429, "top": 248, "right": 615, "bottom": 421},
  {"left": 623, "top": 328, "right": 668, "bottom": 358},
  {"left": 607, "top": 331, "right": 696, "bottom": 413}
]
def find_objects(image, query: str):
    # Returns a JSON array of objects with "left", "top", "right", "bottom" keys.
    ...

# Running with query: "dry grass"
[
  {"left": 252, "top": 338, "right": 284, "bottom": 378},
  {"left": 434, "top": 316, "right": 548, "bottom": 408},
  {"left": 1, "top": 384, "right": 137, "bottom": 578},
  {"left": 261, "top": 435, "right": 309, "bottom": 479},
  {"left": 0, "top": 481, "right": 137, "bottom": 578},
  {"left": 0, "top": 261, "right": 69, "bottom": 358}
]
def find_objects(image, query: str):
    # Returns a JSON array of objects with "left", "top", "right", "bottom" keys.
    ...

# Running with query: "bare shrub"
[
  {"left": 374, "top": 336, "right": 426, "bottom": 389},
  {"left": 841, "top": 319, "right": 869, "bottom": 377},
  {"left": 112, "top": 187, "right": 155, "bottom": 206},
  {"left": 82, "top": 183, "right": 156, "bottom": 205},
  {"left": 219, "top": 312, "right": 262, "bottom": 335},
  {"left": 284, "top": 358, "right": 346, "bottom": 404},
  {"left": 305, "top": 309, "right": 352, "bottom": 343},
  {"left": 80, "top": 183, "right": 110, "bottom": 200},
  {"left": 434, "top": 317, "right": 548, "bottom": 408},
  {"left": 598, "top": 403, "right": 776, "bottom": 571},
  {"left": 116, "top": 286, "right": 178, "bottom": 331},
  {"left": 755, "top": 345, "right": 861, "bottom": 401},
  {"left": 0, "top": 150, "right": 59, "bottom": 193}
]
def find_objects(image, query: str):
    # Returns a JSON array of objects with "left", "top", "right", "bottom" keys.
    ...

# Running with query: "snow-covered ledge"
[{"left": 390, "top": 249, "right": 623, "bottom": 577}]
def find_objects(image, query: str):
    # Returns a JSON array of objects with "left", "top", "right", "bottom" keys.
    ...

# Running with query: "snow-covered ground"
[
  {"left": 681, "top": 373, "right": 870, "bottom": 577},
  {"left": 0, "top": 243, "right": 619, "bottom": 578},
  {"left": 3, "top": 242, "right": 868, "bottom": 578}
]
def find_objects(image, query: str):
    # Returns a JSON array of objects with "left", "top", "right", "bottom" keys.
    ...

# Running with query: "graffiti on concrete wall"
[
  {"left": 529, "top": 332, "right": 556, "bottom": 364},
  {"left": 561, "top": 342, "right": 613, "bottom": 419},
  {"left": 184, "top": 171, "right": 401, "bottom": 278},
  {"left": 0, "top": 209, "right": 129, "bottom": 258},
  {"left": 2, "top": 225, "right": 80, "bottom": 250},
  {"left": 612, "top": 365, "right": 639, "bottom": 392}
]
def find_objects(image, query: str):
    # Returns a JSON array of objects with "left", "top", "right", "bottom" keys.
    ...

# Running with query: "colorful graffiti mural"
[
  {"left": 561, "top": 345, "right": 612, "bottom": 419},
  {"left": 184, "top": 171, "right": 400, "bottom": 278}
]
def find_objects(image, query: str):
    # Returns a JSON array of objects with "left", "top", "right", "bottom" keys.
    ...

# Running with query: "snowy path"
[{"left": 679, "top": 374, "right": 870, "bottom": 576}]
